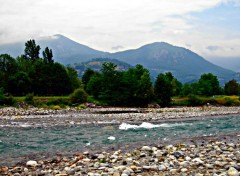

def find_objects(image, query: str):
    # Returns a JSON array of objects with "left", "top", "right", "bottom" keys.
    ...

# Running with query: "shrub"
[
  {"left": 224, "top": 98, "right": 235, "bottom": 106},
  {"left": 46, "top": 98, "right": 70, "bottom": 106},
  {"left": 0, "top": 88, "right": 16, "bottom": 106},
  {"left": 25, "top": 93, "right": 34, "bottom": 105},
  {"left": 51, "top": 105, "right": 61, "bottom": 110},
  {"left": 4, "top": 95, "right": 16, "bottom": 106},
  {"left": 70, "top": 88, "right": 88, "bottom": 104},
  {"left": 77, "top": 104, "right": 87, "bottom": 109},
  {"left": 188, "top": 95, "right": 205, "bottom": 106}
]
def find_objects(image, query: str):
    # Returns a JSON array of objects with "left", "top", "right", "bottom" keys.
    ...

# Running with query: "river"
[{"left": 0, "top": 114, "right": 239, "bottom": 166}]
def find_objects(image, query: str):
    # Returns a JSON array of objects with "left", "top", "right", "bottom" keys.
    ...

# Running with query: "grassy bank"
[{"left": 1, "top": 94, "right": 240, "bottom": 109}]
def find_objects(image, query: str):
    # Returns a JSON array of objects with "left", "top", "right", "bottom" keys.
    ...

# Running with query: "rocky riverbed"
[
  {"left": 1, "top": 106, "right": 240, "bottom": 127},
  {"left": 1, "top": 135, "right": 240, "bottom": 176},
  {"left": 0, "top": 106, "right": 240, "bottom": 175}
]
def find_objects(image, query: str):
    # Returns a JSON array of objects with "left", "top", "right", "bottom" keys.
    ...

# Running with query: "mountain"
[
  {"left": 111, "top": 42, "right": 237, "bottom": 83},
  {"left": 0, "top": 34, "right": 108, "bottom": 64},
  {"left": 0, "top": 34, "right": 238, "bottom": 84},
  {"left": 38, "top": 35, "right": 109, "bottom": 64},
  {"left": 69, "top": 58, "right": 133, "bottom": 77}
]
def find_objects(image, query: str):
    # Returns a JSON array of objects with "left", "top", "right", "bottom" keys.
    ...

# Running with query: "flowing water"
[{"left": 0, "top": 114, "right": 239, "bottom": 166}]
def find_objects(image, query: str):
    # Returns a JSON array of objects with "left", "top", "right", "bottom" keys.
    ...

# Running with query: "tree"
[
  {"left": 224, "top": 79, "right": 239, "bottom": 95},
  {"left": 198, "top": 73, "right": 221, "bottom": 96},
  {"left": 67, "top": 67, "right": 82, "bottom": 91},
  {"left": 7, "top": 71, "right": 32, "bottom": 96},
  {"left": 70, "top": 88, "right": 88, "bottom": 104},
  {"left": 0, "top": 54, "right": 18, "bottom": 90},
  {"left": 86, "top": 73, "right": 102, "bottom": 97},
  {"left": 23, "top": 40, "right": 40, "bottom": 62},
  {"left": 154, "top": 72, "right": 174, "bottom": 106},
  {"left": 122, "top": 64, "right": 154, "bottom": 106},
  {"left": 82, "top": 68, "right": 96, "bottom": 86},
  {"left": 86, "top": 63, "right": 154, "bottom": 106},
  {"left": 42, "top": 47, "right": 54, "bottom": 64},
  {"left": 180, "top": 83, "right": 192, "bottom": 96}
]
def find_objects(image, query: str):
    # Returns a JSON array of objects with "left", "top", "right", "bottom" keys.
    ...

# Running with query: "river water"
[{"left": 0, "top": 114, "right": 239, "bottom": 166}]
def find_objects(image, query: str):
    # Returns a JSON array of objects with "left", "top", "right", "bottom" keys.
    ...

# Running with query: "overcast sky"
[{"left": 0, "top": 0, "right": 240, "bottom": 59}]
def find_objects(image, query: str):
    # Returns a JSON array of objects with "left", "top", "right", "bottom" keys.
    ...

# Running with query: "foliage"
[
  {"left": 0, "top": 88, "right": 16, "bottom": 106},
  {"left": 86, "top": 63, "right": 153, "bottom": 106},
  {"left": 67, "top": 67, "right": 82, "bottom": 91},
  {"left": 42, "top": 47, "right": 54, "bottom": 64},
  {"left": 224, "top": 79, "right": 239, "bottom": 95},
  {"left": 154, "top": 72, "right": 174, "bottom": 106},
  {"left": 0, "top": 40, "right": 76, "bottom": 96},
  {"left": 23, "top": 40, "right": 40, "bottom": 62},
  {"left": 70, "top": 88, "right": 88, "bottom": 104},
  {"left": 24, "top": 93, "right": 34, "bottom": 105},
  {"left": 82, "top": 68, "right": 97, "bottom": 86},
  {"left": 197, "top": 73, "right": 221, "bottom": 96},
  {"left": 187, "top": 95, "right": 205, "bottom": 106}
]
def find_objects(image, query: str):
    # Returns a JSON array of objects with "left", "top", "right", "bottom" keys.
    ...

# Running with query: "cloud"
[
  {"left": 206, "top": 45, "right": 221, "bottom": 51},
  {"left": 111, "top": 45, "right": 124, "bottom": 51},
  {"left": 0, "top": 0, "right": 239, "bottom": 59}
]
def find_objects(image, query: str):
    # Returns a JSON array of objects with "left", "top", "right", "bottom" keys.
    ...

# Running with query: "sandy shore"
[{"left": 0, "top": 106, "right": 240, "bottom": 175}]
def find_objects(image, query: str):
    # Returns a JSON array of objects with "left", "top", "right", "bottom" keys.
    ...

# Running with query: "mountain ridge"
[{"left": 0, "top": 34, "right": 238, "bottom": 84}]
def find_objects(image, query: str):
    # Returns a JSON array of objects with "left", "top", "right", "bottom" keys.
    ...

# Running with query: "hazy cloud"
[
  {"left": 206, "top": 45, "right": 221, "bottom": 51},
  {"left": 111, "top": 45, "right": 124, "bottom": 51}
]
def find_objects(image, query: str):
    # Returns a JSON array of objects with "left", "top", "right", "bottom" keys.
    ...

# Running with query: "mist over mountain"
[
  {"left": 207, "top": 57, "right": 240, "bottom": 72},
  {"left": 0, "top": 34, "right": 238, "bottom": 84}
]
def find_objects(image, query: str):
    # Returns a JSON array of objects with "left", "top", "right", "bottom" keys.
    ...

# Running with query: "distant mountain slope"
[
  {"left": 69, "top": 58, "right": 133, "bottom": 78},
  {"left": 38, "top": 35, "right": 109, "bottom": 64},
  {"left": 0, "top": 34, "right": 238, "bottom": 84},
  {"left": 111, "top": 42, "right": 237, "bottom": 83},
  {"left": 0, "top": 34, "right": 109, "bottom": 64}
]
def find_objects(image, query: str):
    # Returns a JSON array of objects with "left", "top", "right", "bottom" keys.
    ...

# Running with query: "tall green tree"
[
  {"left": 0, "top": 54, "right": 18, "bottom": 90},
  {"left": 82, "top": 68, "right": 97, "bottom": 86},
  {"left": 224, "top": 79, "right": 239, "bottom": 95},
  {"left": 23, "top": 39, "right": 40, "bottom": 62},
  {"left": 42, "top": 47, "right": 54, "bottom": 64},
  {"left": 154, "top": 72, "right": 174, "bottom": 106},
  {"left": 198, "top": 73, "right": 221, "bottom": 96},
  {"left": 122, "top": 64, "right": 153, "bottom": 106},
  {"left": 7, "top": 72, "right": 32, "bottom": 96},
  {"left": 66, "top": 67, "right": 82, "bottom": 91}
]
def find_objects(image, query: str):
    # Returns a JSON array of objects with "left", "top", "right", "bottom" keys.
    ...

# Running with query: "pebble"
[
  {"left": 1, "top": 107, "right": 240, "bottom": 175},
  {"left": 228, "top": 167, "right": 239, "bottom": 176},
  {"left": 2, "top": 139, "right": 240, "bottom": 175},
  {"left": 26, "top": 160, "right": 38, "bottom": 167}
]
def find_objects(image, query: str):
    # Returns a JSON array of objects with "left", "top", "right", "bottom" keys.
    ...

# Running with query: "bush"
[
  {"left": 51, "top": 105, "right": 61, "bottom": 110},
  {"left": 188, "top": 95, "right": 205, "bottom": 106},
  {"left": 223, "top": 98, "right": 237, "bottom": 106},
  {"left": 25, "top": 93, "right": 34, "bottom": 105},
  {"left": 0, "top": 88, "right": 16, "bottom": 106},
  {"left": 46, "top": 98, "right": 70, "bottom": 106},
  {"left": 4, "top": 96, "right": 16, "bottom": 106},
  {"left": 70, "top": 88, "right": 88, "bottom": 104}
]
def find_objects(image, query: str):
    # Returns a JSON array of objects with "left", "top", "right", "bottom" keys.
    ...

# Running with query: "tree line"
[
  {"left": 82, "top": 62, "right": 240, "bottom": 107},
  {"left": 1, "top": 39, "right": 240, "bottom": 107},
  {"left": 0, "top": 40, "right": 81, "bottom": 97}
]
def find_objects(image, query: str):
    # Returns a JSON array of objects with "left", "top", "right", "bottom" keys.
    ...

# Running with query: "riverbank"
[
  {"left": 1, "top": 106, "right": 240, "bottom": 127},
  {"left": 1, "top": 134, "right": 240, "bottom": 175},
  {"left": 0, "top": 106, "right": 240, "bottom": 175}
]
